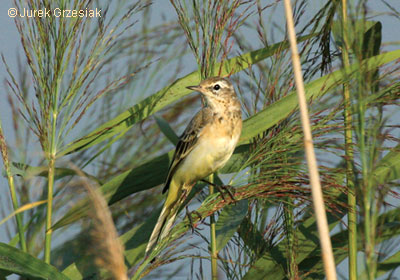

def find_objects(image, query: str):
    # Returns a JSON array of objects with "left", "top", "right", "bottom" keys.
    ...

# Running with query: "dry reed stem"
[{"left": 283, "top": 0, "right": 337, "bottom": 279}]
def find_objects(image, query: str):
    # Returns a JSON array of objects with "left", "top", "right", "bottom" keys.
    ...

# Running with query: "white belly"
[{"left": 174, "top": 134, "right": 239, "bottom": 185}]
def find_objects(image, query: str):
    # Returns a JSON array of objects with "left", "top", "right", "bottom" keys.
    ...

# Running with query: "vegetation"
[{"left": 0, "top": 0, "right": 399, "bottom": 279}]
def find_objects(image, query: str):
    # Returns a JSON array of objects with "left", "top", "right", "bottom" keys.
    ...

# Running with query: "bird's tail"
[
  {"left": 145, "top": 203, "right": 177, "bottom": 256},
  {"left": 145, "top": 180, "right": 182, "bottom": 256}
]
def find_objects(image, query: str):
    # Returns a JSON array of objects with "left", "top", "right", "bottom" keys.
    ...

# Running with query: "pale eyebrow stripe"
[{"left": 218, "top": 80, "right": 229, "bottom": 88}]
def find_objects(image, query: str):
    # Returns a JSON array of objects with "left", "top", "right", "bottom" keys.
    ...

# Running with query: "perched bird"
[{"left": 145, "top": 76, "right": 242, "bottom": 256}]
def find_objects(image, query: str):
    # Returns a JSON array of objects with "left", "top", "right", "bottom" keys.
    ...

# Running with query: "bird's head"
[{"left": 186, "top": 77, "right": 237, "bottom": 108}]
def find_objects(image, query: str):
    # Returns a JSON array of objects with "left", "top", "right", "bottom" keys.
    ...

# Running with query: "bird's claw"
[
  {"left": 186, "top": 206, "right": 202, "bottom": 233},
  {"left": 202, "top": 179, "right": 236, "bottom": 202},
  {"left": 215, "top": 184, "right": 236, "bottom": 202}
]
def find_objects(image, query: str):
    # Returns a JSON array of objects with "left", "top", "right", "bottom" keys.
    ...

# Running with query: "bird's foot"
[
  {"left": 186, "top": 206, "right": 202, "bottom": 233},
  {"left": 202, "top": 179, "right": 236, "bottom": 202},
  {"left": 216, "top": 184, "right": 236, "bottom": 202}
]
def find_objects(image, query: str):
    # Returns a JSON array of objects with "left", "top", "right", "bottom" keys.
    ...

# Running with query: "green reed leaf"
[
  {"left": 215, "top": 199, "right": 248, "bottom": 252},
  {"left": 372, "top": 143, "right": 400, "bottom": 185},
  {"left": 154, "top": 115, "right": 179, "bottom": 145},
  {"left": 0, "top": 243, "right": 69, "bottom": 280}
]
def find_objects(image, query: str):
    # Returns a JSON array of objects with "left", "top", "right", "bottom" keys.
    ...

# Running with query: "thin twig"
[{"left": 282, "top": 0, "right": 337, "bottom": 279}]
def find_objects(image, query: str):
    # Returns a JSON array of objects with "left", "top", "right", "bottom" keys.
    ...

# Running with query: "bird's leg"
[
  {"left": 185, "top": 206, "right": 195, "bottom": 233},
  {"left": 218, "top": 184, "right": 236, "bottom": 202},
  {"left": 201, "top": 179, "right": 236, "bottom": 202},
  {"left": 185, "top": 206, "right": 203, "bottom": 233}
]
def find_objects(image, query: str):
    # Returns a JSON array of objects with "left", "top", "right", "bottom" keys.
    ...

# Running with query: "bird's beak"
[{"left": 186, "top": 85, "right": 202, "bottom": 92}]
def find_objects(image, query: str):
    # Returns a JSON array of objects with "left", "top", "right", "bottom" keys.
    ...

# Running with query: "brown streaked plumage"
[{"left": 145, "top": 77, "right": 242, "bottom": 256}]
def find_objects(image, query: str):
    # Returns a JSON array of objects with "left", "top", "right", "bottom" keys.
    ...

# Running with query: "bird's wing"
[{"left": 162, "top": 108, "right": 212, "bottom": 193}]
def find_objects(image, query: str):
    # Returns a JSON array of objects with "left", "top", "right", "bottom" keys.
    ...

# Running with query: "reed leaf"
[
  {"left": 215, "top": 199, "right": 248, "bottom": 252},
  {"left": 372, "top": 143, "right": 400, "bottom": 185},
  {"left": 0, "top": 243, "right": 69, "bottom": 280}
]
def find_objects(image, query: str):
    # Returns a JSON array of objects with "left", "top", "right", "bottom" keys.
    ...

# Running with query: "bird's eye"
[{"left": 213, "top": 84, "right": 220, "bottom": 91}]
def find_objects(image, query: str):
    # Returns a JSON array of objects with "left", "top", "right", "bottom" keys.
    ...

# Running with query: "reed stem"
[
  {"left": 341, "top": 1, "right": 357, "bottom": 279},
  {"left": 284, "top": 198, "right": 297, "bottom": 279},
  {"left": 44, "top": 83, "right": 59, "bottom": 263},
  {"left": 283, "top": 0, "right": 337, "bottom": 279},
  {"left": 359, "top": 77, "right": 375, "bottom": 279},
  {"left": 209, "top": 174, "right": 218, "bottom": 280},
  {"left": 44, "top": 156, "right": 55, "bottom": 263},
  {"left": 0, "top": 120, "right": 27, "bottom": 252}
]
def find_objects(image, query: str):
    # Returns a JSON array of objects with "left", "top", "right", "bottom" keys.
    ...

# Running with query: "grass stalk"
[
  {"left": 209, "top": 174, "right": 218, "bottom": 280},
  {"left": 341, "top": 1, "right": 357, "bottom": 279},
  {"left": 284, "top": 198, "right": 297, "bottom": 279},
  {"left": 44, "top": 156, "right": 55, "bottom": 263},
  {"left": 358, "top": 78, "right": 375, "bottom": 279},
  {"left": 351, "top": 17, "right": 376, "bottom": 277},
  {"left": 360, "top": 98, "right": 374, "bottom": 279},
  {"left": 283, "top": 0, "right": 337, "bottom": 279},
  {"left": 44, "top": 84, "right": 59, "bottom": 263},
  {"left": 0, "top": 120, "right": 27, "bottom": 252}
]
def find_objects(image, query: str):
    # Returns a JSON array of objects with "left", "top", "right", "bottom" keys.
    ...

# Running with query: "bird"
[{"left": 145, "top": 76, "right": 242, "bottom": 256}]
